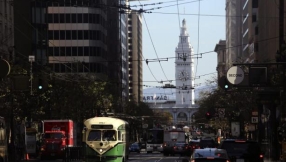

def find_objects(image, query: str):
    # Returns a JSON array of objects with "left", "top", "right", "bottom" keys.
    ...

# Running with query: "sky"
[{"left": 128, "top": 0, "right": 226, "bottom": 89}]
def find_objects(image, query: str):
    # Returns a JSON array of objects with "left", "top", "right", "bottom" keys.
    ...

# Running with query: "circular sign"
[
  {"left": 142, "top": 124, "right": 148, "bottom": 128},
  {"left": 226, "top": 66, "right": 244, "bottom": 85},
  {"left": 0, "top": 59, "right": 11, "bottom": 78}
]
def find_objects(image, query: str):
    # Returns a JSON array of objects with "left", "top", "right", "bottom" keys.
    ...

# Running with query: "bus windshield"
[{"left": 147, "top": 129, "right": 164, "bottom": 144}]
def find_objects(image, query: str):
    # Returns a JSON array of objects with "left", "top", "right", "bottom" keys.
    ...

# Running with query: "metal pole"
[{"left": 28, "top": 56, "right": 35, "bottom": 96}]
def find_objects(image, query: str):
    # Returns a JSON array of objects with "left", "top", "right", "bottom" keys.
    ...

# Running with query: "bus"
[
  {"left": 82, "top": 117, "right": 129, "bottom": 162},
  {"left": 146, "top": 128, "right": 164, "bottom": 153},
  {"left": 0, "top": 117, "right": 7, "bottom": 162},
  {"left": 163, "top": 127, "right": 186, "bottom": 156}
]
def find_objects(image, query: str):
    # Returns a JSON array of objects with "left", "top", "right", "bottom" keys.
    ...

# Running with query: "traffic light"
[
  {"left": 205, "top": 112, "right": 212, "bottom": 120},
  {"left": 38, "top": 78, "right": 43, "bottom": 90},
  {"left": 224, "top": 79, "right": 229, "bottom": 90},
  {"left": 218, "top": 76, "right": 231, "bottom": 91}
]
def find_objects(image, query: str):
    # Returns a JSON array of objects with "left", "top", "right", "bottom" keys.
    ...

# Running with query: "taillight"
[
  {"left": 260, "top": 154, "right": 263, "bottom": 158},
  {"left": 226, "top": 160, "right": 230, "bottom": 162}
]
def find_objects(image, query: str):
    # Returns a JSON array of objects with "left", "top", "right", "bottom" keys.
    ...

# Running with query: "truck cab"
[{"left": 40, "top": 120, "right": 75, "bottom": 160}]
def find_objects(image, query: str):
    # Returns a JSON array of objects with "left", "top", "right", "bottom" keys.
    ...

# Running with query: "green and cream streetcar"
[{"left": 82, "top": 117, "right": 129, "bottom": 162}]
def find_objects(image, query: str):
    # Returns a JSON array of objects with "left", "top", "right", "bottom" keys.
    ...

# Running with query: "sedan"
[
  {"left": 129, "top": 143, "right": 140, "bottom": 153},
  {"left": 190, "top": 148, "right": 230, "bottom": 162},
  {"left": 172, "top": 143, "right": 189, "bottom": 156}
]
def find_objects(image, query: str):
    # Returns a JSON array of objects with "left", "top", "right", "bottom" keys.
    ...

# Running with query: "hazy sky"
[{"left": 129, "top": 0, "right": 226, "bottom": 89}]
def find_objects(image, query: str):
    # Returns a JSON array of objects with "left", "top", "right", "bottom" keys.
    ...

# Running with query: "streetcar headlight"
[{"left": 100, "top": 149, "right": 103, "bottom": 152}]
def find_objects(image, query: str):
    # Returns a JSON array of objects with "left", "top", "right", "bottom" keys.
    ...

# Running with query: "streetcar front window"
[
  {"left": 103, "top": 130, "right": 116, "bottom": 141},
  {"left": 88, "top": 130, "right": 101, "bottom": 141}
]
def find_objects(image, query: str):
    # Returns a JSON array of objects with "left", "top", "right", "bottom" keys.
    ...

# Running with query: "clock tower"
[{"left": 175, "top": 19, "right": 195, "bottom": 106}]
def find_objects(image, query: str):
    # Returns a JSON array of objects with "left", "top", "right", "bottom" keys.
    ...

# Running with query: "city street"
[{"left": 19, "top": 151, "right": 280, "bottom": 162}]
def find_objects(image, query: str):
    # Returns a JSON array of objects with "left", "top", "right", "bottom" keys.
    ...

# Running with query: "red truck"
[{"left": 40, "top": 120, "right": 76, "bottom": 159}]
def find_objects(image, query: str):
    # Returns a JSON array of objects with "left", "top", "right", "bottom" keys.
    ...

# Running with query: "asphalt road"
[{"left": 21, "top": 151, "right": 190, "bottom": 162}]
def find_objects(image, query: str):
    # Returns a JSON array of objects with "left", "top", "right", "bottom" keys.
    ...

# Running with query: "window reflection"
[{"left": 88, "top": 130, "right": 101, "bottom": 141}]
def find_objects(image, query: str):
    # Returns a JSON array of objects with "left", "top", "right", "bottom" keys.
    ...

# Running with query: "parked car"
[
  {"left": 199, "top": 138, "right": 217, "bottom": 148},
  {"left": 218, "top": 139, "right": 264, "bottom": 162},
  {"left": 190, "top": 148, "right": 230, "bottom": 162},
  {"left": 172, "top": 142, "right": 189, "bottom": 156},
  {"left": 187, "top": 140, "right": 200, "bottom": 155},
  {"left": 129, "top": 143, "right": 140, "bottom": 153}
]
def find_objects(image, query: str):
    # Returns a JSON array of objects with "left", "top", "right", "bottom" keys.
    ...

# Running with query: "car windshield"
[
  {"left": 131, "top": 143, "right": 139, "bottom": 147},
  {"left": 192, "top": 159, "right": 229, "bottom": 162},
  {"left": 220, "top": 141, "right": 260, "bottom": 155},
  {"left": 194, "top": 151, "right": 228, "bottom": 159},
  {"left": 199, "top": 140, "right": 216, "bottom": 148},
  {"left": 189, "top": 141, "right": 199, "bottom": 145},
  {"left": 44, "top": 133, "right": 63, "bottom": 139},
  {"left": 176, "top": 143, "right": 186, "bottom": 146}
]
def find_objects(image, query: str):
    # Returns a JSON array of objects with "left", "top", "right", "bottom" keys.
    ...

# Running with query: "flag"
[{"left": 153, "top": 93, "right": 156, "bottom": 105}]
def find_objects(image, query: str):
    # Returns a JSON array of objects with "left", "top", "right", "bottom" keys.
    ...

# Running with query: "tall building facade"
[
  {"left": 127, "top": 10, "right": 143, "bottom": 103},
  {"left": 225, "top": 0, "right": 243, "bottom": 68},
  {"left": 13, "top": 0, "right": 129, "bottom": 112},
  {"left": 175, "top": 19, "right": 195, "bottom": 106},
  {"left": 0, "top": 0, "right": 14, "bottom": 62},
  {"left": 214, "top": 40, "right": 226, "bottom": 79},
  {"left": 224, "top": 1, "right": 286, "bottom": 160}
]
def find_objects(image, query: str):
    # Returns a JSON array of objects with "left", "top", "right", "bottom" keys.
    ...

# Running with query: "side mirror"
[{"left": 82, "top": 127, "right": 87, "bottom": 142}]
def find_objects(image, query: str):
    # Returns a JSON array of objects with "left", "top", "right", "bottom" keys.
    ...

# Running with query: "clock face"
[{"left": 178, "top": 70, "right": 189, "bottom": 81}]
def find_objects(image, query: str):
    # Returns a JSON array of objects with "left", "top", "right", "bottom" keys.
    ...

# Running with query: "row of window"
[
  {"left": 43, "top": 0, "right": 104, "bottom": 7},
  {"left": 47, "top": 13, "right": 105, "bottom": 25},
  {"left": 48, "top": 46, "right": 106, "bottom": 58},
  {"left": 48, "top": 30, "right": 105, "bottom": 41},
  {"left": 50, "top": 62, "right": 107, "bottom": 73}
]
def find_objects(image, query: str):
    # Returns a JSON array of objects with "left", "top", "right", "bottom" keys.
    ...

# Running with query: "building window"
[
  {"left": 66, "top": 30, "right": 71, "bottom": 39},
  {"left": 54, "top": 30, "right": 59, "bottom": 39},
  {"left": 60, "top": 30, "right": 65, "bottom": 39},
  {"left": 60, "top": 14, "right": 65, "bottom": 23},
  {"left": 78, "top": 30, "right": 83, "bottom": 40},
  {"left": 54, "top": 14, "right": 59, "bottom": 23},
  {"left": 72, "top": 30, "right": 77, "bottom": 39},
  {"left": 77, "top": 14, "right": 82, "bottom": 23},
  {"left": 72, "top": 47, "right": 77, "bottom": 56},
  {"left": 72, "top": 14, "right": 76, "bottom": 23},
  {"left": 66, "top": 47, "right": 71, "bottom": 56},
  {"left": 54, "top": 47, "right": 60, "bottom": 56},
  {"left": 66, "top": 14, "right": 71, "bottom": 23},
  {"left": 83, "top": 13, "right": 88, "bottom": 23},
  {"left": 78, "top": 47, "right": 83, "bottom": 56}
]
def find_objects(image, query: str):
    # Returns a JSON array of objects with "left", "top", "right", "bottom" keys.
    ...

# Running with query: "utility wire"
[
  {"left": 137, "top": 0, "right": 169, "bottom": 83},
  {"left": 194, "top": 0, "right": 200, "bottom": 81}
]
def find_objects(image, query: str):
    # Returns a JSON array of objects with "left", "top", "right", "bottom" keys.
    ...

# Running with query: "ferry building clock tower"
[{"left": 175, "top": 19, "right": 195, "bottom": 106}]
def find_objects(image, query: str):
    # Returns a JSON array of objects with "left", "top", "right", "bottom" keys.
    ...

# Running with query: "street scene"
[{"left": 1, "top": 0, "right": 286, "bottom": 162}]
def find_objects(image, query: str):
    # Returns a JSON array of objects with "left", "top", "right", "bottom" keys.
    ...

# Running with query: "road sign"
[
  {"left": 142, "top": 124, "right": 148, "bottom": 128},
  {"left": 226, "top": 66, "right": 244, "bottom": 85},
  {"left": 251, "top": 117, "right": 258, "bottom": 123},
  {"left": 217, "top": 108, "right": 225, "bottom": 118}
]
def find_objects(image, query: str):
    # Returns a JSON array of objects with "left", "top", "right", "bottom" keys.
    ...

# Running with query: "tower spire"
[{"left": 181, "top": 19, "right": 188, "bottom": 36}]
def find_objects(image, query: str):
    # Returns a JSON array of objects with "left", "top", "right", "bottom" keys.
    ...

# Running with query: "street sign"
[
  {"left": 142, "top": 124, "right": 148, "bottom": 128},
  {"left": 247, "top": 124, "right": 256, "bottom": 131},
  {"left": 226, "top": 66, "right": 244, "bottom": 85},
  {"left": 217, "top": 108, "right": 225, "bottom": 118},
  {"left": 251, "top": 117, "right": 258, "bottom": 123},
  {"left": 252, "top": 111, "right": 258, "bottom": 116}
]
